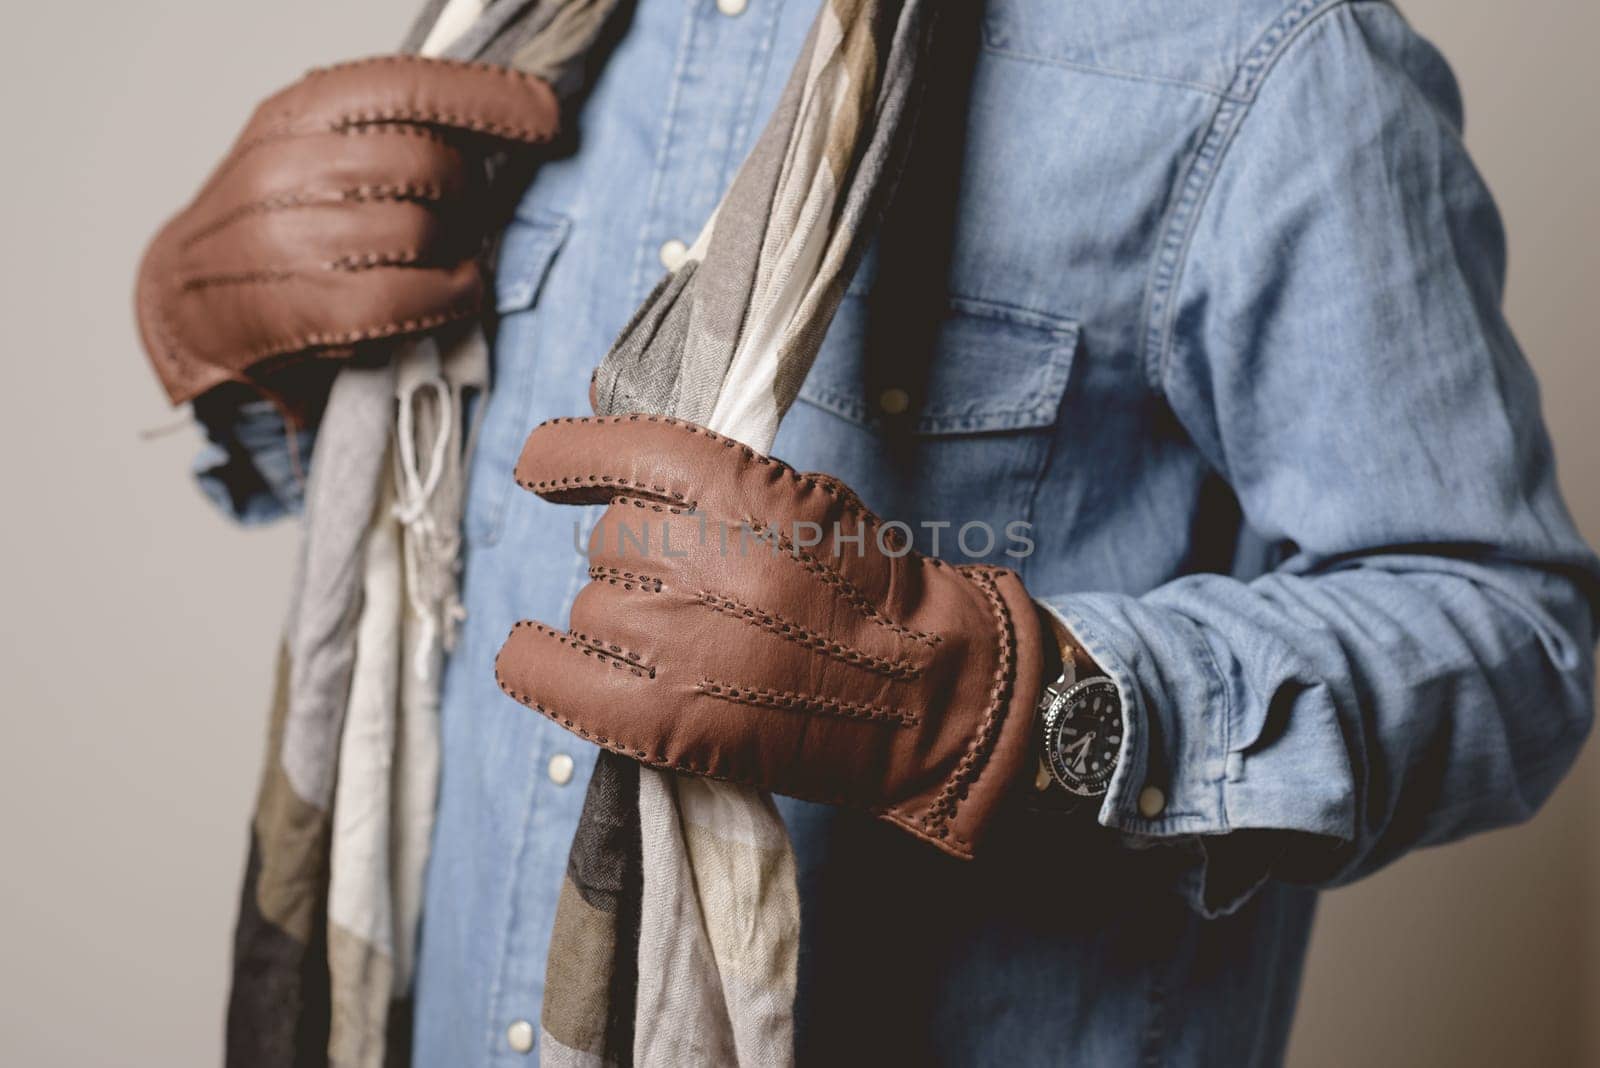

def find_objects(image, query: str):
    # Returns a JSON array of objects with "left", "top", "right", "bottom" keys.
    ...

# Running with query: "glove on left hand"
[{"left": 494, "top": 415, "right": 1045, "bottom": 859}]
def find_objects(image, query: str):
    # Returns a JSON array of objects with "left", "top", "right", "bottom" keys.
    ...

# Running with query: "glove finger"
[
  {"left": 493, "top": 608, "right": 844, "bottom": 796},
  {"left": 175, "top": 199, "right": 453, "bottom": 281},
  {"left": 511, "top": 585, "right": 917, "bottom": 807},
  {"left": 156, "top": 259, "right": 483, "bottom": 390},
  {"left": 184, "top": 127, "right": 468, "bottom": 247},
  {"left": 515, "top": 416, "right": 899, "bottom": 590},
  {"left": 244, "top": 55, "right": 560, "bottom": 147},
  {"left": 494, "top": 619, "right": 661, "bottom": 760},
  {"left": 575, "top": 557, "right": 928, "bottom": 716},
  {"left": 586, "top": 502, "right": 932, "bottom": 672},
  {"left": 568, "top": 564, "right": 905, "bottom": 688}
]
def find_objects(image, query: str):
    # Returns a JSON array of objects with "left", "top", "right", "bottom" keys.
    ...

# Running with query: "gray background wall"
[{"left": 0, "top": 2, "right": 1593, "bottom": 1064}]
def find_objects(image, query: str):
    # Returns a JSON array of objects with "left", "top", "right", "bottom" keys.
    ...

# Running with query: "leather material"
[
  {"left": 135, "top": 55, "right": 560, "bottom": 411},
  {"left": 494, "top": 416, "right": 1045, "bottom": 859}
]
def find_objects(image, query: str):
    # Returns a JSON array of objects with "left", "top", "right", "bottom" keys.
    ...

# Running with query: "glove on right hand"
[{"left": 135, "top": 55, "right": 561, "bottom": 414}]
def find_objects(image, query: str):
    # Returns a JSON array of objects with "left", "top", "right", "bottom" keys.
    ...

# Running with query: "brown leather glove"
[
  {"left": 135, "top": 56, "right": 560, "bottom": 413},
  {"left": 494, "top": 416, "right": 1046, "bottom": 859}
]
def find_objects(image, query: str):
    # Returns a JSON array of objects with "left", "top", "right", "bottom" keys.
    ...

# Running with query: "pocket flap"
[
  {"left": 798, "top": 297, "right": 1080, "bottom": 435},
  {"left": 494, "top": 209, "right": 572, "bottom": 313}
]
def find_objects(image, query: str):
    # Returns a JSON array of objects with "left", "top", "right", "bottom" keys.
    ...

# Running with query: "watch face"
[{"left": 1043, "top": 677, "right": 1122, "bottom": 797}]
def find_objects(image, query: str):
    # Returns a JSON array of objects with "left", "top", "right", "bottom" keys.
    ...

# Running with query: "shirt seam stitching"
[
  {"left": 978, "top": 41, "right": 1234, "bottom": 101},
  {"left": 1140, "top": 0, "right": 1359, "bottom": 395},
  {"left": 720, "top": 0, "right": 782, "bottom": 188},
  {"left": 628, "top": 2, "right": 703, "bottom": 309}
]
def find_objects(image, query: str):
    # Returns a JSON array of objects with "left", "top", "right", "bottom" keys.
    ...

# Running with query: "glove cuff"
[{"left": 896, "top": 565, "right": 1044, "bottom": 859}]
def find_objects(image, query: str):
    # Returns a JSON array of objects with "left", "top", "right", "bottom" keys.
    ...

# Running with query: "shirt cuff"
[
  {"left": 191, "top": 393, "right": 315, "bottom": 525},
  {"left": 1037, "top": 592, "right": 1333, "bottom": 917}
]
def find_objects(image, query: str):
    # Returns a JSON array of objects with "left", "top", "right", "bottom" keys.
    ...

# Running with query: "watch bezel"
[{"left": 1039, "top": 676, "right": 1121, "bottom": 798}]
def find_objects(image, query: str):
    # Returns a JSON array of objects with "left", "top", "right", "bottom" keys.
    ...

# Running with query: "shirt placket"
[
  {"left": 627, "top": 0, "right": 787, "bottom": 309},
  {"left": 484, "top": 2, "right": 788, "bottom": 1063}
]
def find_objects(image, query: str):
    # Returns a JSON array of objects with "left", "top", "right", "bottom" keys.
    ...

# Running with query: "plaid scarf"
[
  {"left": 226, "top": 2, "right": 934, "bottom": 1065},
  {"left": 227, "top": 5, "right": 613, "bottom": 1067}
]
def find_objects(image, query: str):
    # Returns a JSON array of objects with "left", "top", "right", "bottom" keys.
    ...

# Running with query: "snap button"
[
  {"left": 658, "top": 238, "right": 689, "bottom": 272},
  {"left": 507, "top": 1019, "right": 535, "bottom": 1054},
  {"left": 877, "top": 387, "right": 910, "bottom": 415},
  {"left": 548, "top": 753, "right": 575, "bottom": 786},
  {"left": 717, "top": 0, "right": 748, "bottom": 16},
  {"left": 1137, "top": 785, "right": 1166, "bottom": 819}
]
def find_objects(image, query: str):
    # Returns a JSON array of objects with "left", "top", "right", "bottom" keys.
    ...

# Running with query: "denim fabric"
[
  {"left": 197, "top": 1, "right": 1598, "bottom": 1063},
  {"left": 192, "top": 393, "right": 315, "bottom": 524}
]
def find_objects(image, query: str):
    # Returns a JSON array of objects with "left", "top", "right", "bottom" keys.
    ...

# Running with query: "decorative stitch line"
[
  {"left": 179, "top": 252, "right": 433, "bottom": 291},
  {"left": 538, "top": 415, "right": 879, "bottom": 528},
  {"left": 179, "top": 268, "right": 298, "bottom": 291},
  {"left": 1140, "top": 0, "right": 1346, "bottom": 392},
  {"left": 327, "top": 249, "right": 423, "bottom": 271},
  {"left": 696, "top": 591, "right": 921, "bottom": 679},
  {"left": 918, "top": 568, "right": 1017, "bottom": 842},
  {"left": 178, "top": 183, "right": 448, "bottom": 251},
  {"left": 493, "top": 668, "right": 863, "bottom": 803},
  {"left": 329, "top": 109, "right": 554, "bottom": 142},
  {"left": 695, "top": 678, "right": 917, "bottom": 727},
  {"left": 234, "top": 304, "right": 480, "bottom": 364},
  {"left": 518, "top": 470, "right": 694, "bottom": 511},
  {"left": 587, "top": 565, "right": 665, "bottom": 593},
  {"left": 608, "top": 493, "right": 690, "bottom": 516},
  {"left": 510, "top": 620, "right": 653, "bottom": 678},
  {"left": 565, "top": 627, "right": 648, "bottom": 667},
  {"left": 744, "top": 518, "right": 940, "bottom": 647},
  {"left": 214, "top": 120, "right": 480, "bottom": 198}
]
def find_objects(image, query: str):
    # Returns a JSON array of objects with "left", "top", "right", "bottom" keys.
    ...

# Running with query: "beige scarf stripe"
[
  {"left": 560, "top": 1, "right": 938, "bottom": 1064},
  {"left": 230, "top": 1, "right": 933, "bottom": 1064}
]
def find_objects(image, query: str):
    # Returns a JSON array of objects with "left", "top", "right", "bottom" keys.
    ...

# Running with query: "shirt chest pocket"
[{"left": 779, "top": 296, "right": 1079, "bottom": 563}]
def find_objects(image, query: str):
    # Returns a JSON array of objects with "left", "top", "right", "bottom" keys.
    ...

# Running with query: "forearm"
[{"left": 1039, "top": 552, "right": 1596, "bottom": 898}]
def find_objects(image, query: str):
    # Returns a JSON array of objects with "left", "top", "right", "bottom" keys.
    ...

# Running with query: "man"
[{"left": 190, "top": 0, "right": 1597, "bottom": 1063}]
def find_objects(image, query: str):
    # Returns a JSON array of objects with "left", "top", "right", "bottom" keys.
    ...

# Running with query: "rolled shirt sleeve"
[{"left": 1047, "top": 3, "right": 1598, "bottom": 913}]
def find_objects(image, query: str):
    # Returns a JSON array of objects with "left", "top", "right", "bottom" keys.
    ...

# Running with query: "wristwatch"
[{"left": 1032, "top": 617, "right": 1122, "bottom": 806}]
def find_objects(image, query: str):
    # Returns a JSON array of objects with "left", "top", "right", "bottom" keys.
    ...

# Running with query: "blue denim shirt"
[{"left": 198, "top": 1, "right": 1598, "bottom": 1063}]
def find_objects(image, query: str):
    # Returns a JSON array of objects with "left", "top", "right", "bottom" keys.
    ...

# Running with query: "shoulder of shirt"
[
  {"left": 981, "top": 0, "right": 1405, "bottom": 104},
  {"left": 1085, "top": 0, "right": 1448, "bottom": 391}
]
